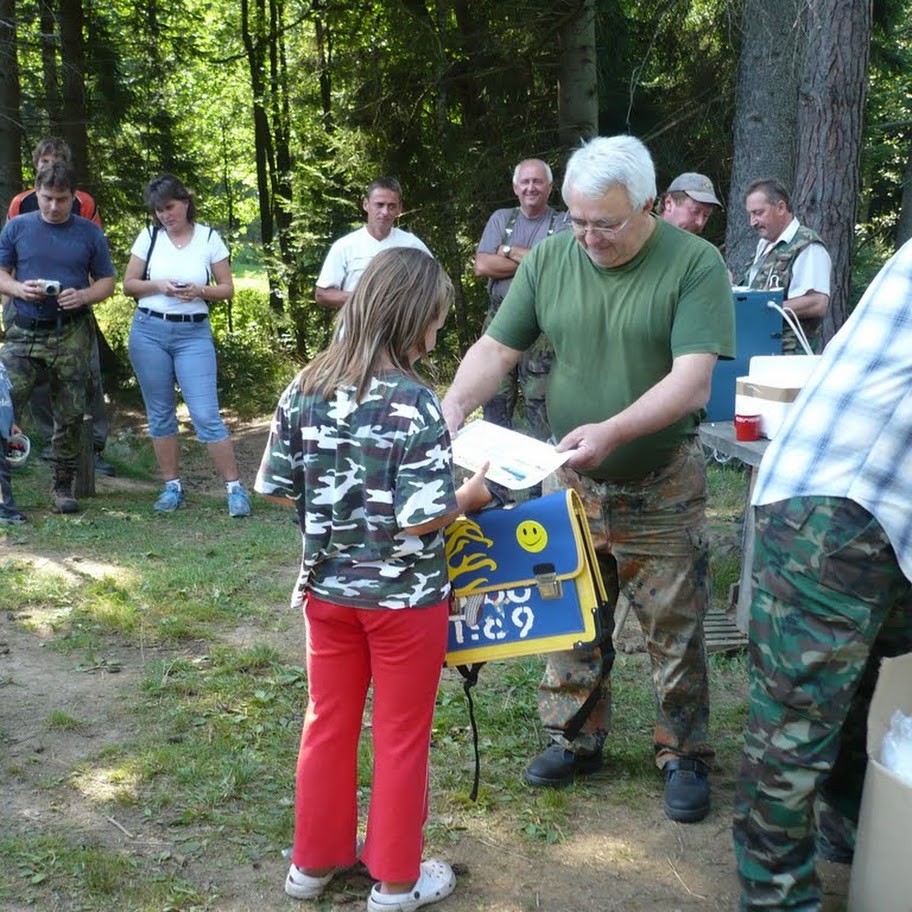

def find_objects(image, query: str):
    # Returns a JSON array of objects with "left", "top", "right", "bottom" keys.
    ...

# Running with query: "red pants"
[{"left": 291, "top": 592, "right": 449, "bottom": 883}]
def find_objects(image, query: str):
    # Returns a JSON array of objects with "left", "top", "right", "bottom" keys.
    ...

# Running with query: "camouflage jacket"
[
  {"left": 255, "top": 371, "right": 458, "bottom": 610},
  {"left": 740, "top": 224, "right": 827, "bottom": 353}
]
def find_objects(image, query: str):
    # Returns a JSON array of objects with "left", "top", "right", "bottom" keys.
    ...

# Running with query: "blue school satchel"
[{"left": 444, "top": 489, "right": 606, "bottom": 666}]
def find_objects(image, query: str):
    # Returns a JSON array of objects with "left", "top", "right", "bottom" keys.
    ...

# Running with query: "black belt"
[
  {"left": 13, "top": 310, "right": 88, "bottom": 331},
  {"left": 138, "top": 307, "right": 208, "bottom": 323}
]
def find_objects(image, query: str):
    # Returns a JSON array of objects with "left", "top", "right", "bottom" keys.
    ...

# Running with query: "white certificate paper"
[{"left": 451, "top": 420, "right": 572, "bottom": 490}]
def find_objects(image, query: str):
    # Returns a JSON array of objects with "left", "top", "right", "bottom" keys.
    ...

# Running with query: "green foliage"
[{"left": 208, "top": 289, "right": 302, "bottom": 417}]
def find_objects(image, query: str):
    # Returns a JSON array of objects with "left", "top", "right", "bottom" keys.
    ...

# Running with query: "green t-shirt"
[{"left": 487, "top": 218, "right": 735, "bottom": 481}]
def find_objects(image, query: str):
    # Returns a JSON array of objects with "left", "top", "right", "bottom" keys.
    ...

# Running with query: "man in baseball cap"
[{"left": 660, "top": 172, "right": 722, "bottom": 236}]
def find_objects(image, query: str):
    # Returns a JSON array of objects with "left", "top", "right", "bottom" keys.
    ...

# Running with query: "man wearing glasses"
[{"left": 443, "top": 135, "right": 734, "bottom": 823}]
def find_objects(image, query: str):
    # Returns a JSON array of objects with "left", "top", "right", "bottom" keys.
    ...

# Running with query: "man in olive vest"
[
  {"left": 474, "top": 159, "right": 569, "bottom": 442},
  {"left": 740, "top": 178, "right": 832, "bottom": 353}
]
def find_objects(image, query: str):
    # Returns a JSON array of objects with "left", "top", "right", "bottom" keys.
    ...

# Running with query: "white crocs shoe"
[
  {"left": 285, "top": 837, "right": 364, "bottom": 900},
  {"left": 285, "top": 864, "right": 338, "bottom": 900},
  {"left": 366, "top": 859, "right": 456, "bottom": 912}
]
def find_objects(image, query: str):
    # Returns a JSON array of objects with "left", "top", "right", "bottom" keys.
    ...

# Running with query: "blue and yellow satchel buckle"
[{"left": 444, "top": 489, "right": 607, "bottom": 667}]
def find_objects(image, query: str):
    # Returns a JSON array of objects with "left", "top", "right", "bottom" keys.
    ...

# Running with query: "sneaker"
[
  {"left": 366, "top": 859, "right": 456, "bottom": 912},
  {"left": 154, "top": 484, "right": 185, "bottom": 513},
  {"left": 523, "top": 744, "right": 603, "bottom": 788},
  {"left": 227, "top": 484, "right": 252, "bottom": 517},
  {"left": 50, "top": 471, "right": 78, "bottom": 514},
  {"left": 0, "top": 503, "right": 26, "bottom": 526},
  {"left": 94, "top": 453, "right": 116, "bottom": 477},
  {"left": 662, "top": 758, "right": 711, "bottom": 823}
]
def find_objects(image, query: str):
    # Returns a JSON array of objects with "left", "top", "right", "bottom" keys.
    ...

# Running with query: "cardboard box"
[
  {"left": 734, "top": 355, "right": 821, "bottom": 439},
  {"left": 735, "top": 377, "right": 802, "bottom": 439},
  {"left": 847, "top": 651, "right": 912, "bottom": 912}
]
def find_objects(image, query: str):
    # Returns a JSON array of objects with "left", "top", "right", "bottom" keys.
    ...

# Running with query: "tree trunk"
[
  {"left": 894, "top": 139, "right": 912, "bottom": 248},
  {"left": 40, "top": 1, "right": 61, "bottom": 129},
  {"left": 58, "top": 0, "right": 90, "bottom": 179},
  {"left": 725, "top": 0, "right": 805, "bottom": 277},
  {"left": 793, "top": 0, "right": 872, "bottom": 338},
  {"left": 557, "top": 0, "right": 598, "bottom": 155},
  {"left": 241, "top": 0, "right": 282, "bottom": 312},
  {"left": 0, "top": 0, "right": 22, "bottom": 205}
]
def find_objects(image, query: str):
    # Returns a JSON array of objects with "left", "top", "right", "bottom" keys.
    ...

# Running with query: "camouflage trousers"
[
  {"left": 0, "top": 315, "right": 93, "bottom": 470},
  {"left": 481, "top": 298, "right": 553, "bottom": 443},
  {"left": 3, "top": 297, "right": 108, "bottom": 451},
  {"left": 734, "top": 496, "right": 912, "bottom": 911},
  {"left": 539, "top": 437, "right": 714, "bottom": 768}
]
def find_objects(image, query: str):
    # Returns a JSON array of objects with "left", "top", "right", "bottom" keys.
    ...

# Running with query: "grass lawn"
[{"left": 0, "top": 429, "right": 752, "bottom": 911}]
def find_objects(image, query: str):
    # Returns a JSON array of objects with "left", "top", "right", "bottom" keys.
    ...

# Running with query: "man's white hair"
[
  {"left": 561, "top": 135, "right": 656, "bottom": 210},
  {"left": 513, "top": 159, "right": 553, "bottom": 184}
]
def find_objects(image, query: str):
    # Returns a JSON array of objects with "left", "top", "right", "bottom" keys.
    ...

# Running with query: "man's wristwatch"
[{"left": 501, "top": 245, "right": 512, "bottom": 259}]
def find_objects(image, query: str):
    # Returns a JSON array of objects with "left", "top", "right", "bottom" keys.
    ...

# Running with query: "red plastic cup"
[{"left": 734, "top": 414, "right": 762, "bottom": 442}]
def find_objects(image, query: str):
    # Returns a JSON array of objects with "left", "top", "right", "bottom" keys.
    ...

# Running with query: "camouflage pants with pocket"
[
  {"left": 538, "top": 437, "right": 714, "bottom": 767},
  {"left": 0, "top": 316, "right": 93, "bottom": 470},
  {"left": 734, "top": 496, "right": 912, "bottom": 911},
  {"left": 481, "top": 298, "right": 553, "bottom": 442}
]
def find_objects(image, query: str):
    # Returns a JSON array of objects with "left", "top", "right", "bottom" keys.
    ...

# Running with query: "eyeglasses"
[{"left": 568, "top": 213, "right": 634, "bottom": 239}]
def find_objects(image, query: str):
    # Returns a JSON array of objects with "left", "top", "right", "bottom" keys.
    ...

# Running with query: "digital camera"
[{"left": 38, "top": 279, "right": 61, "bottom": 296}]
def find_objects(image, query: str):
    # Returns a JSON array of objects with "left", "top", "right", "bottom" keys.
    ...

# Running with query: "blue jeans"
[{"left": 128, "top": 310, "right": 229, "bottom": 442}]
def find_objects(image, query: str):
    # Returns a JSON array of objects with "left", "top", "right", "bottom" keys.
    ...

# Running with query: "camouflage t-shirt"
[{"left": 255, "top": 371, "right": 458, "bottom": 610}]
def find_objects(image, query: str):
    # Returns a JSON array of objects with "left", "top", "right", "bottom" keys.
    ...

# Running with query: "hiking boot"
[
  {"left": 662, "top": 758, "right": 710, "bottom": 823},
  {"left": 94, "top": 453, "right": 116, "bottom": 477},
  {"left": 154, "top": 482, "right": 185, "bottom": 513},
  {"left": 0, "top": 502, "right": 27, "bottom": 526},
  {"left": 523, "top": 744, "right": 603, "bottom": 788},
  {"left": 227, "top": 483, "right": 252, "bottom": 517},
  {"left": 50, "top": 469, "right": 79, "bottom": 514}
]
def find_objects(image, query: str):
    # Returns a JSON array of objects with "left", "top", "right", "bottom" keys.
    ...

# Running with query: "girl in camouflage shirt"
[{"left": 256, "top": 247, "right": 490, "bottom": 911}]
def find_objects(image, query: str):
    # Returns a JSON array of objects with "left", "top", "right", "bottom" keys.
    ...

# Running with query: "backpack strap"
[
  {"left": 500, "top": 208, "right": 520, "bottom": 246},
  {"left": 455, "top": 662, "right": 485, "bottom": 801},
  {"left": 142, "top": 226, "right": 160, "bottom": 281}
]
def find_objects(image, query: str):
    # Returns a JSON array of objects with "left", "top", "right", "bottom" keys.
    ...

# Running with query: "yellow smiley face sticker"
[{"left": 516, "top": 520, "right": 548, "bottom": 553}]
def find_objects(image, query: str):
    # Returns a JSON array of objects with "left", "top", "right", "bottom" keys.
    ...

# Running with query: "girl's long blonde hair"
[{"left": 300, "top": 247, "right": 453, "bottom": 401}]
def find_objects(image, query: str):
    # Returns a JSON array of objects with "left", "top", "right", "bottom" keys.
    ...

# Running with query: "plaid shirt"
[{"left": 753, "top": 239, "right": 912, "bottom": 580}]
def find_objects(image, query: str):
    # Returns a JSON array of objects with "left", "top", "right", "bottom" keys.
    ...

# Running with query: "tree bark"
[
  {"left": 0, "top": 0, "right": 22, "bottom": 205},
  {"left": 40, "top": 1, "right": 61, "bottom": 129},
  {"left": 793, "top": 0, "right": 872, "bottom": 338},
  {"left": 241, "top": 0, "right": 282, "bottom": 312},
  {"left": 58, "top": 0, "right": 90, "bottom": 179},
  {"left": 725, "top": 0, "right": 805, "bottom": 277},
  {"left": 897, "top": 142, "right": 912, "bottom": 248},
  {"left": 557, "top": 0, "right": 598, "bottom": 154}
]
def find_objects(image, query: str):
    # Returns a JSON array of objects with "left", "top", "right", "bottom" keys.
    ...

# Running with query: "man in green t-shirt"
[{"left": 443, "top": 134, "right": 734, "bottom": 823}]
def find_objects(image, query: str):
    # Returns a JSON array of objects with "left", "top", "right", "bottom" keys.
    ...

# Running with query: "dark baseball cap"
[{"left": 666, "top": 172, "right": 722, "bottom": 206}]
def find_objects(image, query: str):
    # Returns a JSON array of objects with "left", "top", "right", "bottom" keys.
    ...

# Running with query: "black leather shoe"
[
  {"left": 94, "top": 453, "right": 116, "bottom": 477},
  {"left": 523, "top": 744, "right": 603, "bottom": 788},
  {"left": 663, "top": 758, "right": 710, "bottom": 822}
]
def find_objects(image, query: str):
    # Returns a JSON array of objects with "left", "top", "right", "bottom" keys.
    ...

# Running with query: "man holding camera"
[{"left": 0, "top": 162, "right": 115, "bottom": 513}]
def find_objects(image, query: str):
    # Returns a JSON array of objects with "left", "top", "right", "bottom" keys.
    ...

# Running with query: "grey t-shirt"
[{"left": 477, "top": 206, "right": 568, "bottom": 302}]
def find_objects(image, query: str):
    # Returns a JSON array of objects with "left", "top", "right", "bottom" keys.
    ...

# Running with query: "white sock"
[
  {"left": 164, "top": 478, "right": 182, "bottom": 491},
  {"left": 226, "top": 479, "right": 243, "bottom": 494}
]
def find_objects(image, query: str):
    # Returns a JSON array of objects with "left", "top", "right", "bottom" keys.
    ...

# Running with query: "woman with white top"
[{"left": 123, "top": 174, "right": 251, "bottom": 516}]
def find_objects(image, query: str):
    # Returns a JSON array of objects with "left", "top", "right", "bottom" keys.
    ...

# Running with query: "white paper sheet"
[{"left": 451, "top": 419, "right": 572, "bottom": 490}]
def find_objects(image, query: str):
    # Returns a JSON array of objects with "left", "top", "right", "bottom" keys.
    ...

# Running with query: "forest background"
[{"left": 0, "top": 0, "right": 910, "bottom": 397}]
